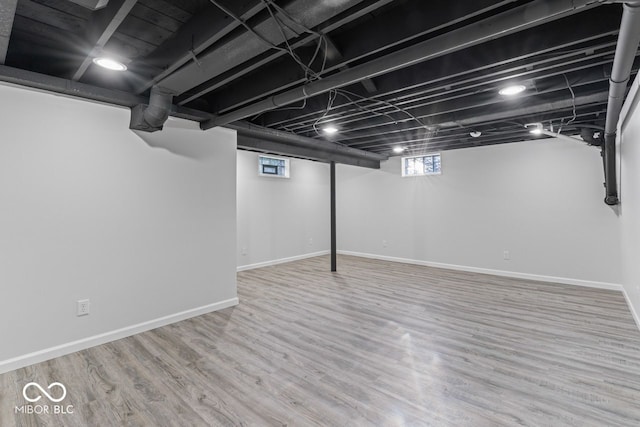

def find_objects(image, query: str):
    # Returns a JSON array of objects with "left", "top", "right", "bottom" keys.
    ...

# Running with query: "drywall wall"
[
  {"left": 337, "top": 138, "right": 621, "bottom": 287},
  {"left": 237, "top": 150, "right": 330, "bottom": 269},
  {"left": 0, "top": 83, "right": 238, "bottom": 372},
  {"left": 620, "top": 72, "right": 640, "bottom": 328}
]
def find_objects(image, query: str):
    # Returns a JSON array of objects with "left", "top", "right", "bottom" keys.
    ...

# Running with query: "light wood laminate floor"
[{"left": 2, "top": 255, "right": 640, "bottom": 426}]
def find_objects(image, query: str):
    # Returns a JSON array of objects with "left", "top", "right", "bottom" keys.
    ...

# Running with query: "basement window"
[
  {"left": 402, "top": 153, "right": 441, "bottom": 177},
  {"left": 258, "top": 155, "right": 290, "bottom": 178}
]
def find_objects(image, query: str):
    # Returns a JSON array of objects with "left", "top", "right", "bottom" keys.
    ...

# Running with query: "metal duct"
[
  {"left": 201, "top": 0, "right": 606, "bottom": 130},
  {"left": 602, "top": 1, "right": 640, "bottom": 205},
  {"left": 129, "top": 86, "right": 174, "bottom": 132}
]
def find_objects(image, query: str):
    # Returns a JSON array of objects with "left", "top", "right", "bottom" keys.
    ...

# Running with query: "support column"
[{"left": 330, "top": 161, "right": 337, "bottom": 272}]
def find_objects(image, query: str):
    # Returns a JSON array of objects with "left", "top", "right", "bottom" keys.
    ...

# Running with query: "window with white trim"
[
  {"left": 258, "top": 155, "right": 290, "bottom": 178},
  {"left": 401, "top": 153, "right": 441, "bottom": 177}
]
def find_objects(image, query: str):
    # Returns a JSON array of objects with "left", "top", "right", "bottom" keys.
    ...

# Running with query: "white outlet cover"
[{"left": 77, "top": 299, "right": 90, "bottom": 316}]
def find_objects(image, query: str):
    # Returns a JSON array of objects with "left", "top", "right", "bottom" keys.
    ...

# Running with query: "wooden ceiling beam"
[{"left": 0, "top": 0, "right": 18, "bottom": 64}]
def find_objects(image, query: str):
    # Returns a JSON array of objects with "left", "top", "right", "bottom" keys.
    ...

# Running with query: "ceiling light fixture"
[
  {"left": 470, "top": 131, "right": 482, "bottom": 138},
  {"left": 525, "top": 122, "right": 543, "bottom": 135},
  {"left": 393, "top": 146, "right": 405, "bottom": 153},
  {"left": 498, "top": 84, "right": 526, "bottom": 96},
  {"left": 323, "top": 126, "right": 338, "bottom": 135},
  {"left": 92, "top": 57, "right": 127, "bottom": 71}
]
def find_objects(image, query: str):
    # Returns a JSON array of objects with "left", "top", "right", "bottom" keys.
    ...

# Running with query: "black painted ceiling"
[{"left": 2, "top": 0, "right": 634, "bottom": 156}]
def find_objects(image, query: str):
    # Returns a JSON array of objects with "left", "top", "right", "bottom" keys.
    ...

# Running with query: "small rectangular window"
[
  {"left": 402, "top": 153, "right": 441, "bottom": 177},
  {"left": 258, "top": 155, "right": 290, "bottom": 178}
]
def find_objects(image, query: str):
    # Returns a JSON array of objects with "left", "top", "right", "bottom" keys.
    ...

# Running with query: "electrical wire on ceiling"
[
  {"left": 263, "top": 1, "right": 435, "bottom": 136},
  {"left": 212, "top": 0, "right": 433, "bottom": 143},
  {"left": 261, "top": 0, "right": 328, "bottom": 81},
  {"left": 312, "top": 90, "right": 338, "bottom": 135},
  {"left": 334, "top": 91, "right": 399, "bottom": 125},
  {"left": 336, "top": 89, "right": 432, "bottom": 130},
  {"left": 264, "top": 3, "right": 433, "bottom": 137},
  {"left": 208, "top": 0, "right": 327, "bottom": 81},
  {"left": 557, "top": 73, "right": 577, "bottom": 134}
]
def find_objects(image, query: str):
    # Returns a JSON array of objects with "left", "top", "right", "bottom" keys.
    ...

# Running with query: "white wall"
[
  {"left": 0, "top": 83, "right": 238, "bottom": 372},
  {"left": 237, "top": 150, "right": 329, "bottom": 269},
  {"left": 337, "top": 139, "right": 622, "bottom": 287},
  {"left": 620, "top": 73, "right": 640, "bottom": 328}
]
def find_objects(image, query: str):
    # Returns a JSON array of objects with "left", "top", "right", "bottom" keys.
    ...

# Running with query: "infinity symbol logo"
[{"left": 22, "top": 382, "right": 67, "bottom": 403}]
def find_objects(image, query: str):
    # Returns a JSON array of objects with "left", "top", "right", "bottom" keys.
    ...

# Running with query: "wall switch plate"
[
  {"left": 503, "top": 250, "right": 510, "bottom": 260},
  {"left": 77, "top": 299, "right": 90, "bottom": 316}
]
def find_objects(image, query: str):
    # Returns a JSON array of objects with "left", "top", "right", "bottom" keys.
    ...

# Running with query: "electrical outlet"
[
  {"left": 77, "top": 299, "right": 90, "bottom": 316},
  {"left": 308, "top": 238, "right": 313, "bottom": 246},
  {"left": 382, "top": 239, "right": 388, "bottom": 248},
  {"left": 503, "top": 250, "right": 510, "bottom": 260},
  {"left": 241, "top": 247, "right": 247, "bottom": 256}
]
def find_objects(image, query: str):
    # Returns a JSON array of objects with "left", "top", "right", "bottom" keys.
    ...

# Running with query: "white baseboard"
[
  {"left": 237, "top": 250, "right": 330, "bottom": 272},
  {"left": 622, "top": 289, "right": 640, "bottom": 331},
  {"left": 0, "top": 297, "right": 239, "bottom": 375},
  {"left": 338, "top": 250, "right": 624, "bottom": 291}
]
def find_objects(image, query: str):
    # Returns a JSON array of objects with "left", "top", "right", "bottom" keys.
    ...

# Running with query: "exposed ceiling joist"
[
  {"left": 314, "top": 65, "right": 620, "bottom": 139},
  {"left": 260, "top": 15, "right": 622, "bottom": 129},
  {"left": 3, "top": 0, "right": 635, "bottom": 165},
  {"left": 0, "top": 0, "right": 18, "bottom": 64},
  {"left": 67, "top": 0, "right": 110, "bottom": 10},
  {"left": 196, "top": 0, "right": 515, "bottom": 114},
  {"left": 176, "top": 0, "right": 395, "bottom": 107},
  {"left": 158, "top": 0, "right": 367, "bottom": 97},
  {"left": 322, "top": 36, "right": 376, "bottom": 94},
  {"left": 72, "top": 0, "right": 138, "bottom": 81},
  {"left": 132, "top": 0, "right": 268, "bottom": 94},
  {"left": 346, "top": 90, "right": 609, "bottom": 144},
  {"left": 201, "top": 0, "right": 603, "bottom": 129}
]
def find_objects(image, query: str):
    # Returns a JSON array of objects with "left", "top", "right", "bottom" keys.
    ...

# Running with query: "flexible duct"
[{"left": 129, "top": 85, "right": 173, "bottom": 132}]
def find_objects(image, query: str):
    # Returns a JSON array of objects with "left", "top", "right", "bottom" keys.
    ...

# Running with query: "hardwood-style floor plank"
[{"left": 2, "top": 255, "right": 640, "bottom": 426}]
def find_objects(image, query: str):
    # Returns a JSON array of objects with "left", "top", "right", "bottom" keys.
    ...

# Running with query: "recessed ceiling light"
[
  {"left": 498, "top": 84, "right": 526, "bottom": 96},
  {"left": 323, "top": 126, "right": 338, "bottom": 135},
  {"left": 525, "top": 122, "right": 543, "bottom": 135},
  {"left": 470, "top": 131, "right": 482, "bottom": 138},
  {"left": 92, "top": 57, "right": 127, "bottom": 71},
  {"left": 393, "top": 146, "right": 405, "bottom": 153}
]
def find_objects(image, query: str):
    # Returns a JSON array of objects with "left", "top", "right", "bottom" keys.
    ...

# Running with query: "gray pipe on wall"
[{"left": 603, "top": 1, "right": 640, "bottom": 205}]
